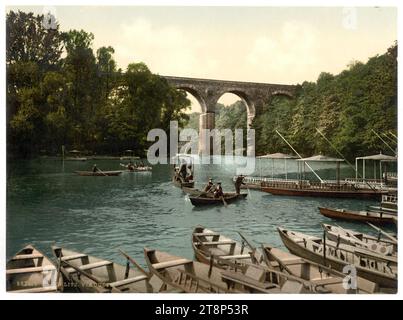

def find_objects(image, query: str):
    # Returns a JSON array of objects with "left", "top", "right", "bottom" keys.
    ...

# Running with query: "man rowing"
[
  {"left": 127, "top": 161, "right": 135, "bottom": 171},
  {"left": 234, "top": 175, "right": 246, "bottom": 194},
  {"left": 203, "top": 178, "right": 215, "bottom": 193},
  {"left": 214, "top": 182, "right": 224, "bottom": 198},
  {"left": 92, "top": 164, "right": 99, "bottom": 173}
]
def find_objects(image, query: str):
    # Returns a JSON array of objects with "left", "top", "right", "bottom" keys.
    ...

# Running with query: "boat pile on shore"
[{"left": 7, "top": 222, "right": 397, "bottom": 294}]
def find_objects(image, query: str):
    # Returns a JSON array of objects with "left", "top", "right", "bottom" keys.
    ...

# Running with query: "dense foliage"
[
  {"left": 253, "top": 43, "right": 397, "bottom": 159},
  {"left": 6, "top": 10, "right": 190, "bottom": 158}
]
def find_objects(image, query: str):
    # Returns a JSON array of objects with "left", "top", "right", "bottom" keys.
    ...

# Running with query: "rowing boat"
[
  {"left": 64, "top": 157, "right": 87, "bottom": 161},
  {"left": 262, "top": 185, "right": 387, "bottom": 200},
  {"left": 52, "top": 246, "right": 170, "bottom": 293},
  {"left": 278, "top": 227, "right": 397, "bottom": 291},
  {"left": 172, "top": 175, "right": 194, "bottom": 188},
  {"left": 75, "top": 170, "right": 123, "bottom": 176},
  {"left": 322, "top": 224, "right": 397, "bottom": 257},
  {"left": 191, "top": 227, "right": 376, "bottom": 293},
  {"left": 120, "top": 163, "right": 152, "bottom": 172},
  {"left": 144, "top": 248, "right": 230, "bottom": 293},
  {"left": 318, "top": 207, "right": 396, "bottom": 224},
  {"left": 192, "top": 226, "right": 258, "bottom": 266},
  {"left": 189, "top": 193, "right": 247, "bottom": 206},
  {"left": 7, "top": 245, "right": 62, "bottom": 293}
]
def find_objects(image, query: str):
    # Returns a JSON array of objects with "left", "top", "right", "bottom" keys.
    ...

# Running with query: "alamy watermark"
[{"left": 147, "top": 121, "right": 256, "bottom": 175}]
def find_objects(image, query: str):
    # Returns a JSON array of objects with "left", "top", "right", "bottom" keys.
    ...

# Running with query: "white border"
[{"left": 1, "top": 0, "right": 401, "bottom": 301}]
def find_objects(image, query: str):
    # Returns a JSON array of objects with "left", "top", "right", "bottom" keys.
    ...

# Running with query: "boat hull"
[
  {"left": 262, "top": 186, "right": 386, "bottom": 200},
  {"left": 75, "top": 171, "right": 123, "bottom": 176},
  {"left": 190, "top": 193, "right": 247, "bottom": 206},
  {"left": 319, "top": 207, "right": 395, "bottom": 224},
  {"left": 278, "top": 229, "right": 397, "bottom": 290}
]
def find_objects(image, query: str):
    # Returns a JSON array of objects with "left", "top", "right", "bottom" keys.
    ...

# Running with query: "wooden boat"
[
  {"left": 278, "top": 227, "right": 397, "bottom": 291},
  {"left": 75, "top": 170, "right": 123, "bottom": 176},
  {"left": 262, "top": 181, "right": 387, "bottom": 200},
  {"left": 64, "top": 157, "right": 87, "bottom": 161},
  {"left": 322, "top": 224, "right": 397, "bottom": 257},
  {"left": 7, "top": 245, "right": 63, "bottom": 293},
  {"left": 144, "top": 248, "right": 230, "bottom": 293},
  {"left": 52, "top": 246, "right": 171, "bottom": 293},
  {"left": 318, "top": 207, "right": 396, "bottom": 224},
  {"left": 189, "top": 193, "right": 247, "bottom": 206},
  {"left": 182, "top": 187, "right": 206, "bottom": 197},
  {"left": 192, "top": 227, "right": 376, "bottom": 293},
  {"left": 172, "top": 175, "right": 194, "bottom": 188},
  {"left": 192, "top": 226, "right": 258, "bottom": 266},
  {"left": 120, "top": 163, "right": 152, "bottom": 172}
]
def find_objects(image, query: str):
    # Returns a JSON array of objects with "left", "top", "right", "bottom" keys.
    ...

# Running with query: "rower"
[
  {"left": 214, "top": 182, "right": 224, "bottom": 198},
  {"left": 179, "top": 161, "right": 187, "bottom": 182},
  {"left": 127, "top": 161, "right": 135, "bottom": 171},
  {"left": 92, "top": 164, "right": 99, "bottom": 173},
  {"left": 204, "top": 178, "right": 214, "bottom": 193},
  {"left": 187, "top": 164, "right": 193, "bottom": 181},
  {"left": 234, "top": 175, "right": 246, "bottom": 194}
]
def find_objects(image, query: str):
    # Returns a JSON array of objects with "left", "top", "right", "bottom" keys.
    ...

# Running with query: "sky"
[{"left": 6, "top": 6, "right": 397, "bottom": 111}]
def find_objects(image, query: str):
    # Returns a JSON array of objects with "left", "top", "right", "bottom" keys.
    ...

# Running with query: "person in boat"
[
  {"left": 179, "top": 161, "right": 187, "bottom": 182},
  {"left": 234, "top": 175, "right": 246, "bottom": 194},
  {"left": 204, "top": 178, "right": 215, "bottom": 193},
  {"left": 186, "top": 164, "right": 193, "bottom": 182},
  {"left": 214, "top": 182, "right": 224, "bottom": 198},
  {"left": 127, "top": 161, "right": 135, "bottom": 171},
  {"left": 92, "top": 164, "right": 99, "bottom": 173}
]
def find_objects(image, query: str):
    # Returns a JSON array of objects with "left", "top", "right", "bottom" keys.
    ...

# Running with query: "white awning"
[
  {"left": 356, "top": 153, "right": 397, "bottom": 161},
  {"left": 257, "top": 152, "right": 298, "bottom": 159},
  {"left": 297, "top": 155, "right": 344, "bottom": 162}
]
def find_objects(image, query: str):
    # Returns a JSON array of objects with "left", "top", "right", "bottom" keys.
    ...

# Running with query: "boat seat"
[
  {"left": 198, "top": 240, "right": 236, "bottom": 246},
  {"left": 219, "top": 254, "right": 251, "bottom": 260},
  {"left": 6, "top": 265, "right": 56, "bottom": 275},
  {"left": 193, "top": 232, "right": 220, "bottom": 237},
  {"left": 221, "top": 271, "right": 277, "bottom": 292},
  {"left": 109, "top": 275, "right": 148, "bottom": 288},
  {"left": 61, "top": 253, "right": 88, "bottom": 262},
  {"left": 152, "top": 259, "right": 192, "bottom": 270},
  {"left": 64, "top": 260, "right": 113, "bottom": 273},
  {"left": 10, "top": 286, "right": 58, "bottom": 293},
  {"left": 311, "top": 277, "right": 343, "bottom": 286},
  {"left": 11, "top": 253, "right": 44, "bottom": 261}
]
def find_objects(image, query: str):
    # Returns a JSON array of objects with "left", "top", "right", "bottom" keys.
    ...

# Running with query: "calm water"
[{"left": 6, "top": 157, "right": 393, "bottom": 267}]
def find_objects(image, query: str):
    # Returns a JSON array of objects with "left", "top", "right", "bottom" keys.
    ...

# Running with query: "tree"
[{"left": 6, "top": 10, "right": 63, "bottom": 69}]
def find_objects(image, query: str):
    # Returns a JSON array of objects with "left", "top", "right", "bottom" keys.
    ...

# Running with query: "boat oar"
[
  {"left": 119, "top": 249, "right": 150, "bottom": 277},
  {"left": 96, "top": 167, "right": 108, "bottom": 176},
  {"left": 261, "top": 244, "right": 295, "bottom": 276},
  {"left": 237, "top": 231, "right": 259, "bottom": 264},
  {"left": 367, "top": 223, "right": 397, "bottom": 244},
  {"left": 61, "top": 260, "right": 116, "bottom": 292},
  {"left": 220, "top": 195, "right": 228, "bottom": 207}
]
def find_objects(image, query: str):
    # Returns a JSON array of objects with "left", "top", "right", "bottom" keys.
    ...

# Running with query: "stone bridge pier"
[{"left": 163, "top": 76, "right": 296, "bottom": 155}]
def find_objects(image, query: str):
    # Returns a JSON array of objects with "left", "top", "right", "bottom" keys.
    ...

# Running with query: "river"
[{"left": 6, "top": 157, "right": 393, "bottom": 267}]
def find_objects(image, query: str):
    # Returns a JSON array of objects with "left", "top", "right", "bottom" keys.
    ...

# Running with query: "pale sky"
[{"left": 7, "top": 6, "right": 397, "bottom": 111}]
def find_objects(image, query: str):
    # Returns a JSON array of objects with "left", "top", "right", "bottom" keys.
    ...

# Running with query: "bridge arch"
[
  {"left": 174, "top": 86, "right": 207, "bottom": 113},
  {"left": 216, "top": 90, "right": 256, "bottom": 128}
]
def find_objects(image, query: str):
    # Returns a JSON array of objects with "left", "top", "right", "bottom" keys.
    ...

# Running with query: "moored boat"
[
  {"left": 322, "top": 224, "right": 397, "bottom": 257},
  {"left": 52, "top": 246, "right": 166, "bottom": 293},
  {"left": 192, "top": 226, "right": 258, "bottom": 266},
  {"left": 144, "top": 248, "right": 230, "bottom": 293},
  {"left": 318, "top": 207, "right": 396, "bottom": 224},
  {"left": 192, "top": 226, "right": 376, "bottom": 293},
  {"left": 75, "top": 170, "right": 123, "bottom": 176},
  {"left": 277, "top": 227, "right": 397, "bottom": 291},
  {"left": 189, "top": 193, "right": 247, "bottom": 206},
  {"left": 7, "top": 245, "right": 63, "bottom": 293},
  {"left": 262, "top": 182, "right": 387, "bottom": 199}
]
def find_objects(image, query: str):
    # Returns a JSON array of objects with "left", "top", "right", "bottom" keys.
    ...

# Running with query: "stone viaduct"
[{"left": 162, "top": 76, "right": 297, "bottom": 154}]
